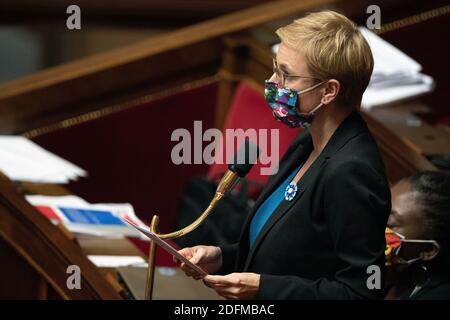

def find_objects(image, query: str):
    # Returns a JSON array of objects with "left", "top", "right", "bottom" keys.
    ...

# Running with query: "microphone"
[
  {"left": 229, "top": 139, "right": 260, "bottom": 177},
  {"left": 215, "top": 139, "right": 260, "bottom": 198},
  {"left": 158, "top": 139, "right": 259, "bottom": 239}
]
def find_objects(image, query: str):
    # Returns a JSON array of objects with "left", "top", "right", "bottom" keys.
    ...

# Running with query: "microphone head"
[{"left": 228, "top": 139, "right": 260, "bottom": 177}]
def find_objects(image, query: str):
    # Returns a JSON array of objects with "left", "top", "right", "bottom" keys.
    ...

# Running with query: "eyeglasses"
[{"left": 272, "top": 58, "right": 322, "bottom": 86}]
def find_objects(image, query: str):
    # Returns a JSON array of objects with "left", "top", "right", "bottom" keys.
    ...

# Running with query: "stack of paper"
[
  {"left": 26, "top": 195, "right": 150, "bottom": 240},
  {"left": 359, "top": 27, "right": 435, "bottom": 110},
  {"left": 271, "top": 28, "right": 434, "bottom": 110},
  {"left": 0, "top": 135, "right": 87, "bottom": 183}
]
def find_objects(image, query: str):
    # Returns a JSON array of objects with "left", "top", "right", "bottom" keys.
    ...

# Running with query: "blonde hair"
[{"left": 276, "top": 10, "right": 373, "bottom": 107}]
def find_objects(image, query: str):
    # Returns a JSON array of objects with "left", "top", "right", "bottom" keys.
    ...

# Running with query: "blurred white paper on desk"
[
  {"left": 358, "top": 27, "right": 435, "bottom": 110},
  {"left": 0, "top": 135, "right": 87, "bottom": 183},
  {"left": 26, "top": 194, "right": 150, "bottom": 239},
  {"left": 88, "top": 255, "right": 147, "bottom": 268},
  {"left": 25, "top": 194, "right": 90, "bottom": 207}
]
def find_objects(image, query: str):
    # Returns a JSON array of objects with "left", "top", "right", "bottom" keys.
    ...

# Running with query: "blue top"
[{"left": 249, "top": 166, "right": 300, "bottom": 247}]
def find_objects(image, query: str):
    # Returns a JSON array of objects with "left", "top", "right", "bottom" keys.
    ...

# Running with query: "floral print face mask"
[{"left": 264, "top": 80, "right": 325, "bottom": 128}]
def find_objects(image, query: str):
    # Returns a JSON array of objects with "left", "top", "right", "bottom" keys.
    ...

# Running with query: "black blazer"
[
  {"left": 218, "top": 111, "right": 391, "bottom": 299},
  {"left": 409, "top": 275, "right": 450, "bottom": 300},
  {"left": 399, "top": 263, "right": 450, "bottom": 300}
]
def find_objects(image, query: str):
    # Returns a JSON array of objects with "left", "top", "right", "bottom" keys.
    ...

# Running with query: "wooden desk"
[
  {"left": 368, "top": 102, "right": 450, "bottom": 157},
  {"left": 0, "top": 174, "right": 125, "bottom": 299},
  {"left": 12, "top": 180, "right": 219, "bottom": 300}
]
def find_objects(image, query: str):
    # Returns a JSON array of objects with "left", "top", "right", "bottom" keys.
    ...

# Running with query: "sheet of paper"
[
  {"left": 0, "top": 136, "right": 87, "bottom": 183},
  {"left": 362, "top": 77, "right": 434, "bottom": 109},
  {"left": 26, "top": 195, "right": 90, "bottom": 207},
  {"left": 358, "top": 27, "right": 435, "bottom": 109},
  {"left": 358, "top": 27, "right": 421, "bottom": 75},
  {"left": 123, "top": 219, "right": 208, "bottom": 277},
  {"left": 88, "top": 255, "right": 148, "bottom": 268}
]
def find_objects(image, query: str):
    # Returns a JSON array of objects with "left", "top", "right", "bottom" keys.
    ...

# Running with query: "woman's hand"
[
  {"left": 174, "top": 245, "right": 222, "bottom": 280},
  {"left": 203, "top": 273, "right": 260, "bottom": 300}
]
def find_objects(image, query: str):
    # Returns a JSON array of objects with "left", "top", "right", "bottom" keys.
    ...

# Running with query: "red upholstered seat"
[{"left": 207, "top": 81, "right": 301, "bottom": 192}]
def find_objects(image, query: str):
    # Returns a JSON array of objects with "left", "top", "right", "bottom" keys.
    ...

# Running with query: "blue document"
[{"left": 59, "top": 207, "right": 126, "bottom": 226}]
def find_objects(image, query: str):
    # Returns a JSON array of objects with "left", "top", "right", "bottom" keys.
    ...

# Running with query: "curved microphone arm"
[
  {"left": 145, "top": 139, "right": 258, "bottom": 299},
  {"left": 152, "top": 170, "right": 240, "bottom": 239}
]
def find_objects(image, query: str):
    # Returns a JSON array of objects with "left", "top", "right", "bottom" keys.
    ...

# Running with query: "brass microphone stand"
[{"left": 144, "top": 170, "right": 240, "bottom": 300}]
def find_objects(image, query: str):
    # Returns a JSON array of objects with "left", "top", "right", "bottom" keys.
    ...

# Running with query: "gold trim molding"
[
  {"left": 376, "top": 5, "right": 449, "bottom": 35},
  {"left": 23, "top": 75, "right": 220, "bottom": 139}
]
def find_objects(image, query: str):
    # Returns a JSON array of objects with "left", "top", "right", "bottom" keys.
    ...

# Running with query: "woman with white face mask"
[
  {"left": 385, "top": 171, "right": 450, "bottom": 300},
  {"left": 175, "top": 10, "right": 391, "bottom": 300}
]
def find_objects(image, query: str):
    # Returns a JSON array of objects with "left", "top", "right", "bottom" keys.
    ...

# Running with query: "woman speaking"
[{"left": 176, "top": 10, "right": 391, "bottom": 299}]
